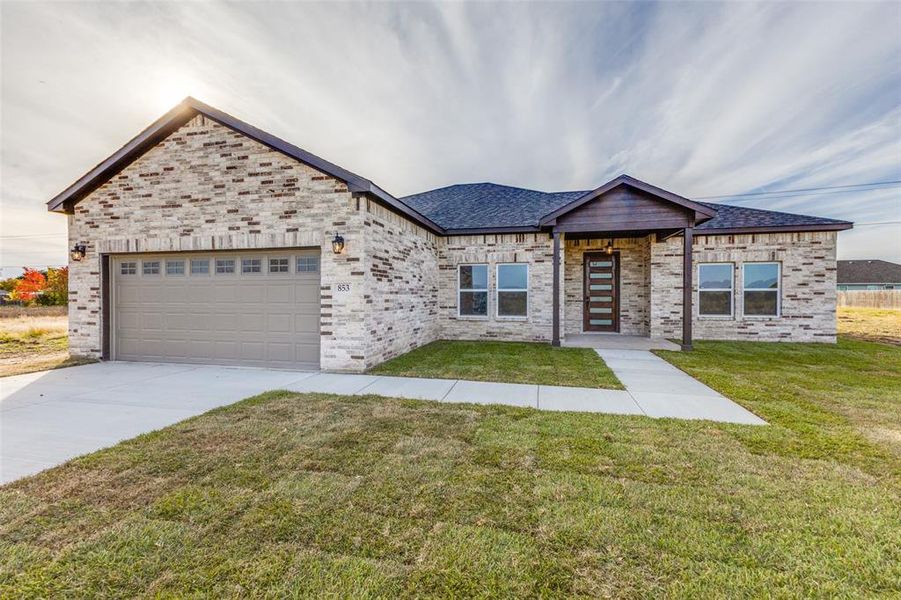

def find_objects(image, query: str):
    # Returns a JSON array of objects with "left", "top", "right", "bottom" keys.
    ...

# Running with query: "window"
[
  {"left": 296, "top": 256, "right": 319, "bottom": 273},
  {"left": 120, "top": 262, "right": 137, "bottom": 275},
  {"left": 142, "top": 261, "right": 160, "bottom": 275},
  {"left": 698, "top": 263, "right": 733, "bottom": 316},
  {"left": 743, "top": 262, "right": 780, "bottom": 316},
  {"left": 242, "top": 258, "right": 262, "bottom": 274},
  {"left": 458, "top": 264, "right": 488, "bottom": 317},
  {"left": 496, "top": 264, "right": 528, "bottom": 318},
  {"left": 166, "top": 260, "right": 185, "bottom": 276},
  {"left": 215, "top": 259, "right": 235, "bottom": 274},
  {"left": 269, "top": 257, "right": 289, "bottom": 273},
  {"left": 190, "top": 259, "right": 210, "bottom": 275}
]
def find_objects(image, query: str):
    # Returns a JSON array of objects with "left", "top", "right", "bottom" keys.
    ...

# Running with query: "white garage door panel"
[{"left": 113, "top": 250, "right": 320, "bottom": 370}]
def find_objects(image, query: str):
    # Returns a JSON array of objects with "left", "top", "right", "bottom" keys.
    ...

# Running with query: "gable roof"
[
  {"left": 46, "top": 97, "right": 444, "bottom": 233},
  {"left": 537, "top": 174, "right": 717, "bottom": 226},
  {"left": 48, "top": 98, "right": 853, "bottom": 237},
  {"left": 837, "top": 260, "right": 901, "bottom": 284}
]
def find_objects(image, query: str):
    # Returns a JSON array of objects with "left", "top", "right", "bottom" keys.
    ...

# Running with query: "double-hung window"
[
  {"left": 698, "top": 263, "right": 733, "bottom": 316},
  {"left": 458, "top": 265, "right": 488, "bottom": 317},
  {"left": 743, "top": 262, "right": 780, "bottom": 316},
  {"left": 496, "top": 264, "right": 528, "bottom": 318}
]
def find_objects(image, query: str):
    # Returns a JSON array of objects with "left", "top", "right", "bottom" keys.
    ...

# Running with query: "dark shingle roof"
[
  {"left": 401, "top": 183, "right": 586, "bottom": 230},
  {"left": 400, "top": 182, "right": 853, "bottom": 233},
  {"left": 695, "top": 201, "right": 850, "bottom": 232},
  {"left": 837, "top": 260, "right": 901, "bottom": 284}
]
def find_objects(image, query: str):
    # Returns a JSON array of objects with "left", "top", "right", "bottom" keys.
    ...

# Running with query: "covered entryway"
[{"left": 111, "top": 249, "right": 320, "bottom": 370}]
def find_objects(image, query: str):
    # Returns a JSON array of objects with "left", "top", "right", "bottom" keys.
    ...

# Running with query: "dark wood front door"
[{"left": 583, "top": 252, "right": 619, "bottom": 332}]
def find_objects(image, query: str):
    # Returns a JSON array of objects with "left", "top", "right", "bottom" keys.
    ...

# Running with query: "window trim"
[
  {"left": 241, "top": 257, "right": 262, "bottom": 274},
  {"left": 296, "top": 255, "right": 319, "bottom": 273},
  {"left": 697, "top": 262, "right": 734, "bottom": 318},
  {"left": 142, "top": 260, "right": 160, "bottom": 276},
  {"left": 495, "top": 263, "right": 529, "bottom": 319},
  {"left": 268, "top": 257, "right": 290, "bottom": 274},
  {"left": 165, "top": 260, "right": 185, "bottom": 276},
  {"left": 457, "top": 263, "right": 489, "bottom": 319},
  {"left": 215, "top": 258, "right": 236, "bottom": 275},
  {"left": 742, "top": 261, "right": 781, "bottom": 318},
  {"left": 190, "top": 259, "right": 210, "bottom": 276}
]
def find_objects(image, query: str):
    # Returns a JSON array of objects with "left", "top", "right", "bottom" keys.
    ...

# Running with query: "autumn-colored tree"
[
  {"left": 10, "top": 269, "right": 46, "bottom": 302},
  {"left": 43, "top": 267, "right": 69, "bottom": 305}
]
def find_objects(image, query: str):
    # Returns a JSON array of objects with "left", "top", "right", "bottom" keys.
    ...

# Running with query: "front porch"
[
  {"left": 562, "top": 333, "right": 680, "bottom": 351},
  {"left": 545, "top": 176, "right": 715, "bottom": 351}
]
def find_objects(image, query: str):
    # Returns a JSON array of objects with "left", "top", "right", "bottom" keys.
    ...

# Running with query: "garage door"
[{"left": 112, "top": 250, "right": 320, "bottom": 370}]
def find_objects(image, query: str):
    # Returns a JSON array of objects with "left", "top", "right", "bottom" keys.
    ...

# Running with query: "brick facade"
[
  {"left": 437, "top": 234, "right": 555, "bottom": 342},
  {"left": 650, "top": 231, "right": 838, "bottom": 342},
  {"left": 66, "top": 115, "right": 841, "bottom": 374}
]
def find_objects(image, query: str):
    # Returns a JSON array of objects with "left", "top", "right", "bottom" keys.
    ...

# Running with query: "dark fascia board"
[
  {"left": 538, "top": 174, "right": 717, "bottom": 227},
  {"left": 47, "top": 97, "right": 445, "bottom": 234},
  {"left": 695, "top": 222, "right": 853, "bottom": 236}
]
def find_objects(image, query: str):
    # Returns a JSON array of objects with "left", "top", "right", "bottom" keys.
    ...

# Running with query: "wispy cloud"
[{"left": 1, "top": 1, "right": 899, "bottom": 274}]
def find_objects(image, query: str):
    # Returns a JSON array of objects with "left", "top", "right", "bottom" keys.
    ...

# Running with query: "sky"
[{"left": 1, "top": 1, "right": 899, "bottom": 278}]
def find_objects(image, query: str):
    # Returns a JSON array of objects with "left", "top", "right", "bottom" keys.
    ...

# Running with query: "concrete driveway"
[
  {"left": 1, "top": 359, "right": 763, "bottom": 484},
  {"left": 1, "top": 362, "right": 319, "bottom": 484}
]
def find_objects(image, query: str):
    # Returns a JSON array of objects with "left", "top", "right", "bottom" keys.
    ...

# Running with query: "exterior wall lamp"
[
  {"left": 331, "top": 233, "right": 345, "bottom": 254},
  {"left": 70, "top": 243, "right": 87, "bottom": 262},
  {"left": 604, "top": 240, "right": 614, "bottom": 255}
]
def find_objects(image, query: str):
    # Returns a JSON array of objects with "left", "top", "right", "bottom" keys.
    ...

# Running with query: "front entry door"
[{"left": 583, "top": 252, "right": 619, "bottom": 332}]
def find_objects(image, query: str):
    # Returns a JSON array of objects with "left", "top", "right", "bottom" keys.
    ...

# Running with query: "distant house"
[{"left": 837, "top": 260, "right": 901, "bottom": 290}]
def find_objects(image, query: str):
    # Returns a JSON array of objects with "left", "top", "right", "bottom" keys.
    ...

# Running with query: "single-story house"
[
  {"left": 837, "top": 260, "right": 901, "bottom": 290},
  {"left": 49, "top": 98, "right": 853, "bottom": 372}
]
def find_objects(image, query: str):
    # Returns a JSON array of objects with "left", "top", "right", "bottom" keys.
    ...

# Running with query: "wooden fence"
[{"left": 838, "top": 290, "right": 901, "bottom": 309}]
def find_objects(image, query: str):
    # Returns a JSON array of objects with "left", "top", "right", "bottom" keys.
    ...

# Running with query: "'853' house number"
[{"left": 335, "top": 283, "right": 352, "bottom": 294}]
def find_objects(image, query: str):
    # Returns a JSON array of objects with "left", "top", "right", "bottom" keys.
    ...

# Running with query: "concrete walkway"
[
  {"left": 1, "top": 359, "right": 763, "bottom": 484},
  {"left": 594, "top": 349, "right": 765, "bottom": 425}
]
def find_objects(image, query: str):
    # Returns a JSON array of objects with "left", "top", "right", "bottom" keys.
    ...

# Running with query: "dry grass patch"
[
  {"left": 0, "top": 314, "right": 94, "bottom": 377},
  {"left": 838, "top": 306, "right": 901, "bottom": 345}
]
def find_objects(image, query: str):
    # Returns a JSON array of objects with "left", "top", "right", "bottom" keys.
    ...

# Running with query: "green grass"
[
  {"left": 370, "top": 340, "right": 623, "bottom": 389},
  {"left": 657, "top": 337, "right": 901, "bottom": 473},
  {"left": 2, "top": 337, "right": 899, "bottom": 597}
]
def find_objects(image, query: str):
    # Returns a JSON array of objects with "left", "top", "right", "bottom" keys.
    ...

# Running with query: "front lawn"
[
  {"left": 370, "top": 340, "right": 622, "bottom": 389},
  {"left": 2, "top": 338, "right": 899, "bottom": 596},
  {"left": 657, "top": 337, "right": 901, "bottom": 466}
]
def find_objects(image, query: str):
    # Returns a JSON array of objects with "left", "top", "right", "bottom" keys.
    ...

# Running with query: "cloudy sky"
[{"left": 2, "top": 1, "right": 899, "bottom": 276}]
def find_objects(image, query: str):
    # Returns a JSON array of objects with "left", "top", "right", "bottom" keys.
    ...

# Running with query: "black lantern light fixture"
[
  {"left": 604, "top": 240, "right": 614, "bottom": 255},
  {"left": 331, "top": 232, "right": 345, "bottom": 254},
  {"left": 70, "top": 243, "right": 87, "bottom": 262}
]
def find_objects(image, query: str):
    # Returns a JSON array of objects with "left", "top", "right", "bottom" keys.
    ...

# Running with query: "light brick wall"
[
  {"left": 564, "top": 236, "right": 651, "bottom": 336},
  {"left": 363, "top": 199, "right": 440, "bottom": 367},
  {"left": 650, "top": 231, "right": 838, "bottom": 342},
  {"left": 437, "top": 233, "right": 555, "bottom": 342},
  {"left": 69, "top": 114, "right": 374, "bottom": 371}
]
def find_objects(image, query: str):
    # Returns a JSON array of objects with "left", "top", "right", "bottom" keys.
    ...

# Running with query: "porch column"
[
  {"left": 681, "top": 222, "right": 694, "bottom": 351},
  {"left": 552, "top": 230, "right": 561, "bottom": 346}
]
